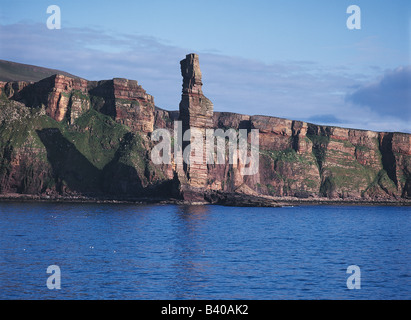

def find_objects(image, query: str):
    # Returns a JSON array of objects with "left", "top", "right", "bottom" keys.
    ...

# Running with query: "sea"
[{"left": 0, "top": 202, "right": 409, "bottom": 300}]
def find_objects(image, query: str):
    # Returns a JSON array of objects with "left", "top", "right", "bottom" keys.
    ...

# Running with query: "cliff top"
[
  {"left": 0, "top": 59, "right": 80, "bottom": 82},
  {"left": 0, "top": 58, "right": 409, "bottom": 135}
]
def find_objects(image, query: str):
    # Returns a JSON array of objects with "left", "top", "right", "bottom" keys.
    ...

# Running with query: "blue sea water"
[{"left": 0, "top": 202, "right": 409, "bottom": 300}]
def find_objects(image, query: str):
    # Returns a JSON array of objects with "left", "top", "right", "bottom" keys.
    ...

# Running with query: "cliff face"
[
  {"left": 0, "top": 74, "right": 155, "bottom": 132},
  {"left": 0, "top": 55, "right": 410, "bottom": 204},
  {"left": 0, "top": 74, "right": 167, "bottom": 199},
  {"left": 212, "top": 114, "right": 411, "bottom": 201}
]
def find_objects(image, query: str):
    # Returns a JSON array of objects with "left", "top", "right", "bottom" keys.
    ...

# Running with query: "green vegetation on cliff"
[
  {"left": 63, "top": 109, "right": 128, "bottom": 170},
  {"left": 0, "top": 98, "right": 161, "bottom": 196}
]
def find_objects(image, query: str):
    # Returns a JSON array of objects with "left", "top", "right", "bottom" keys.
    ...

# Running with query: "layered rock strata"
[
  {"left": 0, "top": 55, "right": 410, "bottom": 205},
  {"left": 178, "top": 54, "right": 214, "bottom": 200},
  {"left": 0, "top": 75, "right": 155, "bottom": 133}
]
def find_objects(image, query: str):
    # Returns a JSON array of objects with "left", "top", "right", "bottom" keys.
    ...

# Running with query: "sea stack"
[
  {"left": 179, "top": 53, "right": 213, "bottom": 130},
  {"left": 178, "top": 53, "right": 214, "bottom": 201}
]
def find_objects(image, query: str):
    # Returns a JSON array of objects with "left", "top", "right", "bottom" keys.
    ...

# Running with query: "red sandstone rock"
[
  {"left": 1, "top": 55, "right": 410, "bottom": 203},
  {"left": 5, "top": 74, "right": 155, "bottom": 133},
  {"left": 178, "top": 54, "right": 214, "bottom": 197}
]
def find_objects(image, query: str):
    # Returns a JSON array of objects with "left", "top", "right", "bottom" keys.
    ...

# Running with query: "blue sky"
[{"left": 0, "top": 0, "right": 410, "bottom": 132}]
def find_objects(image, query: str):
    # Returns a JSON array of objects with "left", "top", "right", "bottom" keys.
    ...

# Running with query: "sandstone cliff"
[{"left": 0, "top": 56, "right": 410, "bottom": 205}]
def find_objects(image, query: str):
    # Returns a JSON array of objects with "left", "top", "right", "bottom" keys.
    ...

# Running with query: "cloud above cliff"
[
  {"left": 0, "top": 22, "right": 409, "bottom": 133},
  {"left": 346, "top": 67, "right": 411, "bottom": 121}
]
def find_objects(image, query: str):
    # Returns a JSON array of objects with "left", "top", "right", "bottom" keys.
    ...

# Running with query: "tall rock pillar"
[
  {"left": 178, "top": 53, "right": 214, "bottom": 201},
  {"left": 179, "top": 53, "right": 213, "bottom": 130}
]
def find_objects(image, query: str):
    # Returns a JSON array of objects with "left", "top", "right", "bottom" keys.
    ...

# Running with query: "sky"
[{"left": 0, "top": 0, "right": 410, "bottom": 132}]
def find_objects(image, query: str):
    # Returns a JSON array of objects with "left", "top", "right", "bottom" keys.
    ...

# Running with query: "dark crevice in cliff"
[
  {"left": 291, "top": 136, "right": 298, "bottom": 153},
  {"left": 0, "top": 145, "right": 13, "bottom": 193},
  {"left": 402, "top": 174, "right": 411, "bottom": 198},
  {"left": 312, "top": 144, "right": 327, "bottom": 173},
  {"left": 379, "top": 133, "right": 398, "bottom": 187},
  {"left": 306, "top": 125, "right": 333, "bottom": 197},
  {"left": 291, "top": 121, "right": 300, "bottom": 153},
  {"left": 306, "top": 125, "right": 330, "bottom": 175}
]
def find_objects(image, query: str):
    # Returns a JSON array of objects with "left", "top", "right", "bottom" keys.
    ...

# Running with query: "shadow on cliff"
[
  {"left": 37, "top": 128, "right": 177, "bottom": 199},
  {"left": 101, "top": 132, "right": 176, "bottom": 199},
  {"left": 88, "top": 80, "right": 116, "bottom": 117},
  {"left": 37, "top": 129, "right": 147, "bottom": 197},
  {"left": 36, "top": 128, "right": 103, "bottom": 195},
  {"left": 379, "top": 133, "right": 398, "bottom": 187},
  {"left": 101, "top": 132, "right": 144, "bottom": 196},
  {"left": 102, "top": 161, "right": 144, "bottom": 197}
]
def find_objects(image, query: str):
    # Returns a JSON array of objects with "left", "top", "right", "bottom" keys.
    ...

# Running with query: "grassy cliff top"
[{"left": 0, "top": 59, "right": 80, "bottom": 82}]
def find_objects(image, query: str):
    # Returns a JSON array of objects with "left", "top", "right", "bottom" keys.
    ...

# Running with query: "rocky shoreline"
[{"left": 1, "top": 192, "right": 410, "bottom": 207}]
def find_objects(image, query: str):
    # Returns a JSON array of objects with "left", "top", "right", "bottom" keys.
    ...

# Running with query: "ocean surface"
[{"left": 0, "top": 202, "right": 409, "bottom": 300}]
